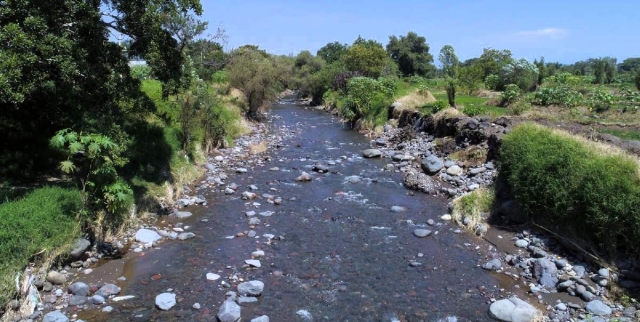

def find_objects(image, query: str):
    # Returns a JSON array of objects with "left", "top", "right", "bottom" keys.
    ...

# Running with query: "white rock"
[
  {"left": 206, "top": 273, "right": 221, "bottom": 281},
  {"left": 134, "top": 229, "right": 162, "bottom": 243},
  {"left": 111, "top": 295, "right": 135, "bottom": 302},
  {"left": 192, "top": 303, "right": 201, "bottom": 310},
  {"left": 252, "top": 250, "right": 265, "bottom": 258},
  {"left": 155, "top": 293, "right": 176, "bottom": 311},
  {"left": 245, "top": 259, "right": 261, "bottom": 268},
  {"left": 440, "top": 214, "right": 452, "bottom": 221},
  {"left": 217, "top": 300, "right": 241, "bottom": 322},
  {"left": 251, "top": 315, "right": 270, "bottom": 322},
  {"left": 175, "top": 211, "right": 192, "bottom": 218}
]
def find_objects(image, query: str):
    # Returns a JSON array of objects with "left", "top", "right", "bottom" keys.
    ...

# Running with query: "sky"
[{"left": 200, "top": 0, "right": 639, "bottom": 64}]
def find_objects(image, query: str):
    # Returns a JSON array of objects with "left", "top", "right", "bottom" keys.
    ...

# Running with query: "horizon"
[{"left": 200, "top": 0, "right": 639, "bottom": 64}]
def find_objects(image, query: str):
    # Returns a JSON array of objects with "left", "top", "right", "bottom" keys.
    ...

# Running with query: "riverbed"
[{"left": 78, "top": 102, "right": 509, "bottom": 321}]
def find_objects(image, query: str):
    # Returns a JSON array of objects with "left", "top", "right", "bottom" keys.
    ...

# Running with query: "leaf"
[
  {"left": 59, "top": 160, "right": 76, "bottom": 173},
  {"left": 69, "top": 141, "right": 84, "bottom": 153},
  {"left": 88, "top": 142, "right": 101, "bottom": 154},
  {"left": 50, "top": 134, "right": 66, "bottom": 148},
  {"left": 64, "top": 131, "right": 78, "bottom": 143}
]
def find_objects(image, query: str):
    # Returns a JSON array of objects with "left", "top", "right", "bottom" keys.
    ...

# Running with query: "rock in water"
[
  {"left": 533, "top": 259, "right": 558, "bottom": 288},
  {"left": 489, "top": 297, "right": 539, "bottom": 322},
  {"left": 237, "top": 280, "right": 264, "bottom": 296},
  {"left": 413, "top": 229, "right": 433, "bottom": 238},
  {"left": 421, "top": 155, "right": 444, "bottom": 175},
  {"left": 296, "top": 172, "right": 312, "bottom": 182},
  {"left": 176, "top": 211, "right": 192, "bottom": 219},
  {"left": 95, "top": 284, "right": 121, "bottom": 297},
  {"left": 43, "top": 311, "right": 69, "bottom": 322},
  {"left": 218, "top": 300, "right": 241, "bottom": 322},
  {"left": 69, "top": 238, "right": 91, "bottom": 258},
  {"left": 403, "top": 172, "right": 440, "bottom": 194},
  {"left": 362, "top": 149, "right": 382, "bottom": 158},
  {"left": 46, "top": 271, "right": 66, "bottom": 285},
  {"left": 155, "top": 293, "right": 176, "bottom": 311},
  {"left": 134, "top": 229, "right": 161, "bottom": 243},
  {"left": 586, "top": 300, "right": 612, "bottom": 316},
  {"left": 251, "top": 316, "right": 270, "bottom": 322},
  {"left": 482, "top": 259, "right": 502, "bottom": 271}
]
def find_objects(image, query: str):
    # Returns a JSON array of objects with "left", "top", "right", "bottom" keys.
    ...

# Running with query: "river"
[{"left": 79, "top": 102, "right": 505, "bottom": 321}]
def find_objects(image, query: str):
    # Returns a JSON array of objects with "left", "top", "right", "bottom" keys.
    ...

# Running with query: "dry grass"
[
  {"left": 394, "top": 90, "right": 436, "bottom": 112},
  {"left": 452, "top": 188, "right": 495, "bottom": 233},
  {"left": 449, "top": 146, "right": 488, "bottom": 167},
  {"left": 432, "top": 107, "right": 463, "bottom": 123},
  {"left": 476, "top": 89, "right": 502, "bottom": 99}
]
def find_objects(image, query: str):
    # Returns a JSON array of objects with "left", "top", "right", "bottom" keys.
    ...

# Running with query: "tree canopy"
[
  {"left": 317, "top": 41, "right": 347, "bottom": 64},
  {"left": 386, "top": 32, "right": 435, "bottom": 77}
]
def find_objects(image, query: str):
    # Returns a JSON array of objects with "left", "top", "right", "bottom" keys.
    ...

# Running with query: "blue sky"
[{"left": 201, "top": 0, "right": 639, "bottom": 64}]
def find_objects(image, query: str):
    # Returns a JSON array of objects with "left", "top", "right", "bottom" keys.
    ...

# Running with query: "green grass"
[
  {"left": 0, "top": 187, "right": 82, "bottom": 304},
  {"left": 452, "top": 188, "right": 495, "bottom": 231},
  {"left": 431, "top": 91, "right": 507, "bottom": 117},
  {"left": 500, "top": 123, "right": 640, "bottom": 257},
  {"left": 600, "top": 128, "right": 640, "bottom": 141}
]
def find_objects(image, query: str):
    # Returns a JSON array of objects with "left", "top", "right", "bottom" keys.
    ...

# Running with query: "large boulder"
[
  {"left": 586, "top": 300, "right": 612, "bottom": 316},
  {"left": 134, "top": 229, "right": 161, "bottom": 244},
  {"left": 69, "top": 238, "right": 91, "bottom": 258},
  {"left": 43, "top": 311, "right": 69, "bottom": 322},
  {"left": 420, "top": 155, "right": 444, "bottom": 175},
  {"left": 489, "top": 297, "right": 539, "bottom": 322},
  {"left": 68, "top": 282, "right": 89, "bottom": 296},
  {"left": 403, "top": 172, "right": 441, "bottom": 194},
  {"left": 533, "top": 259, "right": 559, "bottom": 288},
  {"left": 362, "top": 149, "right": 382, "bottom": 158}
]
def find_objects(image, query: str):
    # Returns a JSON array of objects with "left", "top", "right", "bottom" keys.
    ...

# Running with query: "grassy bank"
[
  {"left": 499, "top": 123, "right": 640, "bottom": 257},
  {"left": 0, "top": 187, "right": 82, "bottom": 304}
]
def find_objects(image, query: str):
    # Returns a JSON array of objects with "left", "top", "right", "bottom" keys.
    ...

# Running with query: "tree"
[
  {"left": 343, "top": 38, "right": 387, "bottom": 78},
  {"left": 534, "top": 57, "right": 545, "bottom": 86},
  {"left": 386, "top": 32, "right": 436, "bottom": 77},
  {"left": 499, "top": 59, "right": 539, "bottom": 91},
  {"left": 317, "top": 41, "right": 347, "bottom": 64},
  {"left": 439, "top": 45, "right": 459, "bottom": 107},
  {"left": 458, "top": 64, "right": 484, "bottom": 95},
  {"left": 476, "top": 48, "right": 513, "bottom": 79},
  {"left": 188, "top": 40, "right": 226, "bottom": 80},
  {"left": 0, "top": 0, "right": 203, "bottom": 175},
  {"left": 226, "top": 47, "right": 279, "bottom": 119},
  {"left": 618, "top": 58, "right": 640, "bottom": 73},
  {"left": 636, "top": 69, "right": 640, "bottom": 91}
]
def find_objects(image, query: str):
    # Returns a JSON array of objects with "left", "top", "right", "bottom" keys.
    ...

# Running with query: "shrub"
[
  {"left": 507, "top": 97, "right": 531, "bottom": 115},
  {"left": 0, "top": 187, "right": 82, "bottom": 304},
  {"left": 484, "top": 74, "right": 499, "bottom": 90},
  {"left": 211, "top": 70, "right": 229, "bottom": 84},
  {"left": 426, "top": 100, "right": 448, "bottom": 114},
  {"left": 588, "top": 88, "right": 615, "bottom": 112},
  {"left": 339, "top": 77, "right": 394, "bottom": 126},
  {"left": 534, "top": 85, "right": 584, "bottom": 108},
  {"left": 499, "top": 123, "right": 640, "bottom": 256},
  {"left": 463, "top": 105, "right": 487, "bottom": 117},
  {"left": 500, "top": 84, "right": 520, "bottom": 106},
  {"left": 130, "top": 65, "right": 152, "bottom": 80}
]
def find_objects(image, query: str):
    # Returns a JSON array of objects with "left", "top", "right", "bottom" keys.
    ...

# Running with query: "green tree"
[
  {"left": 476, "top": 48, "right": 513, "bottom": 79},
  {"left": 439, "top": 45, "right": 459, "bottom": 107},
  {"left": 317, "top": 41, "right": 348, "bottom": 64},
  {"left": 188, "top": 40, "right": 226, "bottom": 80},
  {"left": 499, "top": 59, "right": 539, "bottom": 91},
  {"left": 343, "top": 39, "right": 388, "bottom": 78},
  {"left": 386, "top": 32, "right": 436, "bottom": 77},
  {"left": 618, "top": 58, "right": 640, "bottom": 73},
  {"left": 0, "top": 0, "right": 203, "bottom": 176},
  {"left": 636, "top": 69, "right": 640, "bottom": 91},
  {"left": 226, "top": 47, "right": 279, "bottom": 119},
  {"left": 458, "top": 64, "right": 484, "bottom": 94},
  {"left": 534, "top": 57, "right": 545, "bottom": 86}
]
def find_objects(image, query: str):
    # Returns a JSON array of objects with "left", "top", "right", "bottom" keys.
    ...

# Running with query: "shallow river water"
[{"left": 79, "top": 103, "right": 506, "bottom": 321}]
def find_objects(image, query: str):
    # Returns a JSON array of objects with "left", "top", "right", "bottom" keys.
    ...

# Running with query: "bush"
[
  {"left": 500, "top": 84, "right": 520, "bottom": 106},
  {"left": 588, "top": 87, "right": 614, "bottom": 112},
  {"left": 462, "top": 105, "right": 487, "bottom": 117},
  {"left": 499, "top": 123, "right": 640, "bottom": 256},
  {"left": 507, "top": 97, "right": 531, "bottom": 115},
  {"left": 211, "top": 70, "right": 229, "bottom": 84},
  {"left": 426, "top": 100, "right": 448, "bottom": 114},
  {"left": 484, "top": 74, "right": 499, "bottom": 90},
  {"left": 339, "top": 77, "right": 396, "bottom": 124},
  {"left": 130, "top": 65, "right": 152, "bottom": 80},
  {"left": 534, "top": 85, "right": 584, "bottom": 108},
  {"left": 0, "top": 187, "right": 82, "bottom": 304}
]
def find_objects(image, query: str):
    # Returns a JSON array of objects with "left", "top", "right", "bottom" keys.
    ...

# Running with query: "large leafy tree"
[
  {"left": 317, "top": 41, "right": 347, "bottom": 64},
  {"left": 386, "top": 32, "right": 435, "bottom": 77},
  {"left": 476, "top": 48, "right": 513, "bottom": 79},
  {"left": 0, "top": 0, "right": 202, "bottom": 176},
  {"left": 343, "top": 38, "right": 387, "bottom": 78}
]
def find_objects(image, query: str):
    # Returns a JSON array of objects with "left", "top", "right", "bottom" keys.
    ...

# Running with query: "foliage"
[
  {"left": 439, "top": 45, "right": 459, "bottom": 79},
  {"left": 458, "top": 64, "right": 484, "bottom": 94},
  {"left": 0, "top": 187, "right": 82, "bottom": 305},
  {"left": 546, "top": 72, "right": 592, "bottom": 86},
  {"left": 386, "top": 32, "right": 436, "bottom": 77},
  {"left": 499, "top": 58, "right": 539, "bottom": 91},
  {"left": 587, "top": 88, "right": 615, "bottom": 112},
  {"left": 534, "top": 57, "right": 545, "bottom": 85},
  {"left": 444, "top": 78, "right": 457, "bottom": 107},
  {"left": 317, "top": 41, "right": 348, "bottom": 64},
  {"left": 212, "top": 71, "right": 229, "bottom": 84},
  {"left": 343, "top": 39, "right": 388, "bottom": 78},
  {"left": 333, "top": 71, "right": 364, "bottom": 92},
  {"left": 452, "top": 188, "right": 495, "bottom": 229},
  {"left": 462, "top": 104, "right": 487, "bottom": 117},
  {"left": 618, "top": 57, "right": 640, "bottom": 73},
  {"left": 226, "top": 47, "right": 279, "bottom": 119},
  {"left": 499, "top": 123, "right": 640, "bottom": 256},
  {"left": 507, "top": 97, "right": 531, "bottom": 116},
  {"left": 484, "top": 75, "right": 499, "bottom": 90},
  {"left": 50, "top": 130, "right": 132, "bottom": 214},
  {"left": 533, "top": 85, "right": 584, "bottom": 108},
  {"left": 636, "top": 69, "right": 640, "bottom": 91},
  {"left": 131, "top": 65, "right": 153, "bottom": 80},
  {"left": 339, "top": 77, "right": 396, "bottom": 124},
  {"left": 500, "top": 84, "right": 521, "bottom": 106},
  {"left": 188, "top": 40, "right": 226, "bottom": 80},
  {"left": 476, "top": 48, "right": 513, "bottom": 79},
  {"left": 427, "top": 100, "right": 449, "bottom": 114}
]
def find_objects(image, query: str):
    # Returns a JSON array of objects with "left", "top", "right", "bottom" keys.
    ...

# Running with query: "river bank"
[{"left": 16, "top": 100, "right": 639, "bottom": 322}]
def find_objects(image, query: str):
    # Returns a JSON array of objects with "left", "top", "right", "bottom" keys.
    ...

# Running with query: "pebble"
[
  {"left": 413, "top": 229, "right": 433, "bottom": 238},
  {"left": 155, "top": 293, "right": 176, "bottom": 311},
  {"left": 206, "top": 273, "right": 221, "bottom": 281},
  {"left": 192, "top": 303, "right": 201, "bottom": 310},
  {"left": 245, "top": 259, "right": 262, "bottom": 268}
]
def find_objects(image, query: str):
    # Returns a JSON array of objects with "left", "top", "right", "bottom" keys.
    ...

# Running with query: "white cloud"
[{"left": 516, "top": 28, "right": 568, "bottom": 40}]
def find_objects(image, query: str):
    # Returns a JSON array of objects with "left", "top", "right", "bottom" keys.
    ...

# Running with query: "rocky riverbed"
[{"left": 13, "top": 101, "right": 639, "bottom": 322}]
